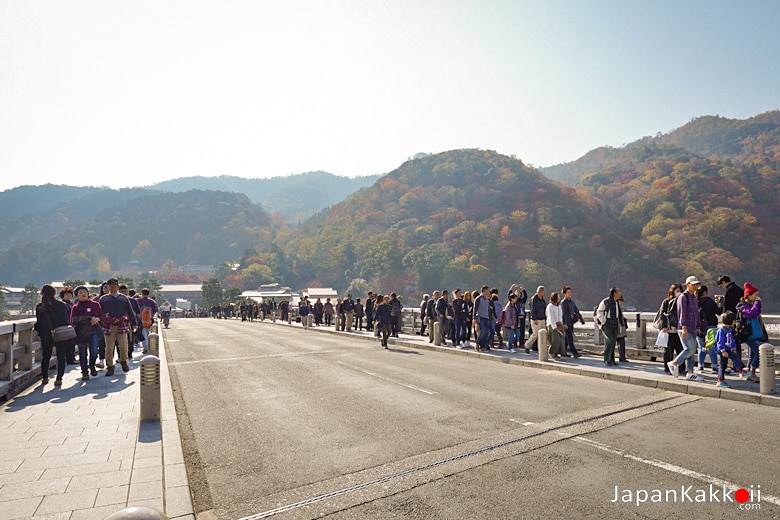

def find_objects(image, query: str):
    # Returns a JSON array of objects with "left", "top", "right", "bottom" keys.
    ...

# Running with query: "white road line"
[
  {"left": 510, "top": 419, "right": 536, "bottom": 426},
  {"left": 571, "top": 436, "right": 780, "bottom": 506},
  {"left": 337, "top": 361, "right": 437, "bottom": 395}
]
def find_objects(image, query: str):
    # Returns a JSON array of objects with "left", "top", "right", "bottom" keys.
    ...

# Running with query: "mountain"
[
  {"left": 274, "top": 149, "right": 674, "bottom": 308},
  {"left": 541, "top": 111, "right": 780, "bottom": 186},
  {"left": 0, "top": 190, "right": 277, "bottom": 285},
  {"left": 151, "top": 172, "right": 381, "bottom": 222}
]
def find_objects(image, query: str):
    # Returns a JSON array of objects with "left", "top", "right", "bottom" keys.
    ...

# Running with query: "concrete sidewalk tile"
[
  {"left": 163, "top": 450, "right": 184, "bottom": 465},
  {"left": 0, "top": 432, "right": 36, "bottom": 444},
  {"left": 127, "top": 498, "right": 164, "bottom": 513},
  {"left": 0, "top": 496, "right": 43, "bottom": 520},
  {"left": 164, "top": 485, "right": 194, "bottom": 517},
  {"left": 43, "top": 442, "right": 88, "bottom": 457},
  {"left": 94, "top": 484, "right": 129, "bottom": 507},
  {"left": 35, "top": 489, "right": 97, "bottom": 516},
  {"left": 657, "top": 380, "right": 689, "bottom": 392},
  {"left": 130, "top": 465, "right": 162, "bottom": 484},
  {"left": 4, "top": 446, "right": 47, "bottom": 460},
  {"left": 0, "top": 460, "right": 22, "bottom": 475},
  {"left": 17, "top": 452, "right": 109, "bottom": 472},
  {"left": 0, "top": 476, "right": 71, "bottom": 501},
  {"left": 29, "top": 430, "right": 85, "bottom": 444},
  {"left": 67, "top": 470, "right": 131, "bottom": 492},
  {"left": 133, "top": 444, "right": 161, "bottom": 459},
  {"left": 128, "top": 479, "right": 163, "bottom": 501},
  {"left": 131, "top": 456, "right": 163, "bottom": 469},
  {"left": 69, "top": 503, "right": 123, "bottom": 520},
  {"left": 40, "top": 460, "right": 122, "bottom": 480},
  {"left": 164, "top": 463, "right": 189, "bottom": 488},
  {"left": 0, "top": 468, "right": 43, "bottom": 486},
  {"left": 108, "top": 448, "right": 136, "bottom": 462}
]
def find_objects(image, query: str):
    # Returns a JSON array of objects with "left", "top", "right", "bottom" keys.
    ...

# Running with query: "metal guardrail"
[{"left": 0, "top": 318, "right": 48, "bottom": 401}]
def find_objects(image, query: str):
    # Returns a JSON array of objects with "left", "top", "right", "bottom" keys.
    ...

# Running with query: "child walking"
[{"left": 714, "top": 311, "right": 746, "bottom": 388}]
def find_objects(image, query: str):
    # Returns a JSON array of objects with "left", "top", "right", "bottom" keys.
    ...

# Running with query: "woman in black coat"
[{"left": 34, "top": 284, "right": 72, "bottom": 386}]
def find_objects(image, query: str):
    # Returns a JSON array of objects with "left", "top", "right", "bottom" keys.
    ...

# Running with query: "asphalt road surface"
[{"left": 164, "top": 319, "right": 780, "bottom": 520}]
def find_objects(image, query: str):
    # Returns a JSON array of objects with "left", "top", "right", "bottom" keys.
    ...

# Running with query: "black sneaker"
[
  {"left": 54, "top": 378, "right": 62, "bottom": 386},
  {"left": 120, "top": 361, "right": 130, "bottom": 372},
  {"left": 90, "top": 367, "right": 98, "bottom": 376},
  {"left": 106, "top": 366, "right": 115, "bottom": 376},
  {"left": 82, "top": 372, "right": 90, "bottom": 381}
]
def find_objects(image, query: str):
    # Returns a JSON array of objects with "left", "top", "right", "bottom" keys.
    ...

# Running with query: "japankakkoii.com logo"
[{"left": 612, "top": 484, "right": 762, "bottom": 510}]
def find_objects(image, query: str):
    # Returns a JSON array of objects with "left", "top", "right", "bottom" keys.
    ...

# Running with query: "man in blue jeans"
[
  {"left": 668, "top": 276, "right": 703, "bottom": 381},
  {"left": 472, "top": 286, "right": 496, "bottom": 352}
]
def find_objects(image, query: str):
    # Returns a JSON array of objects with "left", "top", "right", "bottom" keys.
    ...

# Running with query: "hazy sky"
[{"left": 1, "top": 0, "right": 778, "bottom": 191}]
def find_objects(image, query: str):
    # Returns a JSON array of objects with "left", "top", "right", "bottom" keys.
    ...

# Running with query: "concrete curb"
[
  {"left": 158, "top": 327, "right": 195, "bottom": 520},
  {"left": 266, "top": 320, "right": 780, "bottom": 408}
]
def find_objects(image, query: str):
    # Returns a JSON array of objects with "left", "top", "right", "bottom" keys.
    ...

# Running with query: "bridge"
[{"left": 0, "top": 318, "right": 778, "bottom": 519}]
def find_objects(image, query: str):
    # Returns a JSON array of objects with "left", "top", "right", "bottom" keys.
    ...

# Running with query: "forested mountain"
[
  {"left": 274, "top": 149, "right": 674, "bottom": 308},
  {"left": 541, "top": 111, "right": 780, "bottom": 186},
  {"left": 0, "top": 186, "right": 156, "bottom": 248},
  {"left": 151, "top": 172, "right": 380, "bottom": 222},
  {"left": 0, "top": 190, "right": 278, "bottom": 285}
]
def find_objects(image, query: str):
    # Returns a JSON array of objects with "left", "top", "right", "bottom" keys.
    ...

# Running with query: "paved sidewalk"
[
  {"left": 0, "top": 331, "right": 193, "bottom": 520},
  {"left": 268, "top": 319, "right": 780, "bottom": 407}
]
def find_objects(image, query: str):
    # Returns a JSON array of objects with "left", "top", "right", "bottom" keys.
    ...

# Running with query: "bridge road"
[{"left": 163, "top": 319, "right": 780, "bottom": 519}]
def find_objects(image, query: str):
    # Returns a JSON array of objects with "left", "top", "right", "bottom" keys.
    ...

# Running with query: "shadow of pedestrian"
[{"left": 2, "top": 372, "right": 136, "bottom": 412}]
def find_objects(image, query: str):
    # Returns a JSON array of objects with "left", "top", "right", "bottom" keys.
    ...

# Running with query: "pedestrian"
[
  {"left": 389, "top": 293, "right": 402, "bottom": 337},
  {"left": 714, "top": 311, "right": 746, "bottom": 387},
  {"left": 354, "top": 298, "right": 364, "bottom": 331},
  {"left": 667, "top": 276, "right": 703, "bottom": 381},
  {"left": 426, "top": 291, "right": 439, "bottom": 343},
  {"left": 473, "top": 286, "right": 496, "bottom": 352},
  {"left": 560, "top": 286, "right": 584, "bottom": 358},
  {"left": 504, "top": 293, "right": 519, "bottom": 353},
  {"left": 324, "top": 298, "right": 334, "bottom": 327},
  {"left": 463, "top": 291, "right": 475, "bottom": 346},
  {"left": 299, "top": 298, "right": 311, "bottom": 329},
  {"left": 596, "top": 287, "right": 623, "bottom": 366},
  {"left": 365, "top": 291, "right": 375, "bottom": 331},
  {"left": 419, "top": 294, "right": 430, "bottom": 336},
  {"left": 452, "top": 289, "right": 468, "bottom": 348},
  {"left": 336, "top": 298, "right": 345, "bottom": 331},
  {"left": 137, "top": 288, "right": 158, "bottom": 354},
  {"left": 160, "top": 300, "right": 172, "bottom": 328},
  {"left": 343, "top": 294, "right": 355, "bottom": 332},
  {"left": 94, "top": 282, "right": 109, "bottom": 368},
  {"left": 98, "top": 278, "right": 137, "bottom": 376},
  {"left": 546, "top": 291, "right": 565, "bottom": 360},
  {"left": 436, "top": 290, "right": 449, "bottom": 345},
  {"left": 59, "top": 287, "right": 78, "bottom": 364},
  {"left": 696, "top": 285, "right": 721, "bottom": 374},
  {"left": 526, "top": 286, "right": 547, "bottom": 353},
  {"left": 313, "top": 298, "right": 324, "bottom": 326},
  {"left": 280, "top": 299, "right": 290, "bottom": 322},
  {"left": 507, "top": 284, "right": 528, "bottom": 351},
  {"left": 717, "top": 274, "right": 744, "bottom": 362},
  {"left": 34, "top": 284, "right": 72, "bottom": 386},
  {"left": 374, "top": 295, "right": 393, "bottom": 348},
  {"left": 738, "top": 282, "right": 764, "bottom": 383},
  {"left": 657, "top": 283, "right": 685, "bottom": 376},
  {"left": 70, "top": 285, "right": 102, "bottom": 380}
]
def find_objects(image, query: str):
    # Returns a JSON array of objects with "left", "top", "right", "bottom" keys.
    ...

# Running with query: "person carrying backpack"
[
  {"left": 713, "top": 311, "right": 746, "bottom": 387},
  {"left": 136, "top": 288, "right": 158, "bottom": 354},
  {"left": 695, "top": 285, "right": 721, "bottom": 374}
]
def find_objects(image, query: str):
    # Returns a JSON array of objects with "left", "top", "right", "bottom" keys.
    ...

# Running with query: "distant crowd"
[{"left": 220, "top": 273, "right": 767, "bottom": 387}]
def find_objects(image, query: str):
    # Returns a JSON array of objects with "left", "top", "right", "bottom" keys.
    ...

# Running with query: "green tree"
[
  {"left": 63, "top": 279, "right": 88, "bottom": 288},
  {"left": 201, "top": 278, "right": 224, "bottom": 308},
  {"left": 224, "top": 287, "right": 242, "bottom": 304},
  {"left": 136, "top": 275, "right": 163, "bottom": 301},
  {"left": 20, "top": 282, "right": 39, "bottom": 315}
]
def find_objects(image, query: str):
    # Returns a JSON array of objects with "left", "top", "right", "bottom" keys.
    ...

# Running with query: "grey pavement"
[
  {"left": 0, "top": 329, "right": 193, "bottom": 520},
  {"left": 269, "top": 319, "right": 780, "bottom": 407}
]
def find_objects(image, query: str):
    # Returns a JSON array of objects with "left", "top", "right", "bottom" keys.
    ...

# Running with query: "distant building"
[
  {"left": 241, "top": 283, "right": 295, "bottom": 304},
  {"left": 300, "top": 287, "right": 338, "bottom": 301},
  {"left": 160, "top": 284, "right": 203, "bottom": 306}
]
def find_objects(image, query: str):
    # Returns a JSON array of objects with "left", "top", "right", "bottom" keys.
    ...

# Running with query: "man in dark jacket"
[
  {"left": 525, "top": 286, "right": 547, "bottom": 353},
  {"left": 718, "top": 275, "right": 743, "bottom": 359},
  {"left": 436, "top": 290, "right": 450, "bottom": 346},
  {"left": 426, "top": 291, "right": 439, "bottom": 343},
  {"left": 365, "top": 291, "right": 375, "bottom": 331},
  {"left": 560, "top": 286, "right": 584, "bottom": 358}
]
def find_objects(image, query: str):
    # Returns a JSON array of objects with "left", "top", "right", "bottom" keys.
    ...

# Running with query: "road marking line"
[
  {"left": 509, "top": 419, "right": 535, "bottom": 426},
  {"left": 337, "top": 361, "right": 437, "bottom": 395},
  {"left": 571, "top": 435, "right": 780, "bottom": 506},
  {"left": 168, "top": 350, "right": 341, "bottom": 366}
]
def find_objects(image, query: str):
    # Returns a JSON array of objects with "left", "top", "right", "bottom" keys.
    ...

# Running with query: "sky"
[{"left": 1, "top": 0, "right": 779, "bottom": 192}]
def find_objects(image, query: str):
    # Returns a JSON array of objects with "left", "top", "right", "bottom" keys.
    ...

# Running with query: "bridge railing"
[{"left": 0, "top": 318, "right": 48, "bottom": 401}]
